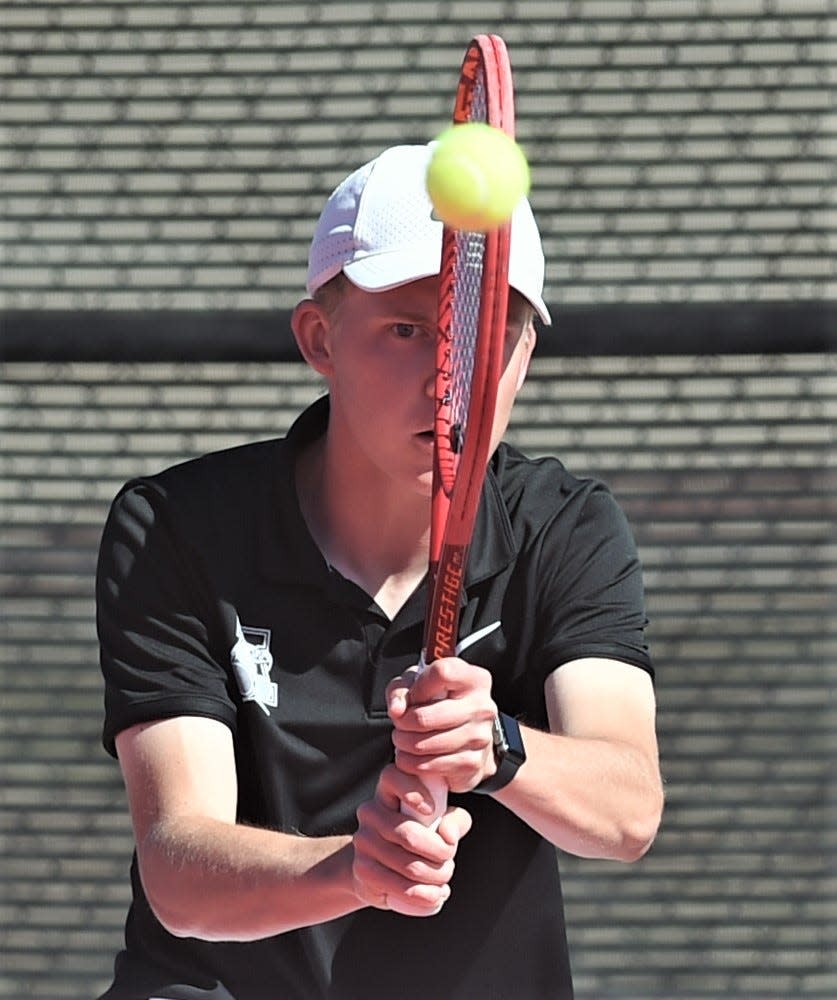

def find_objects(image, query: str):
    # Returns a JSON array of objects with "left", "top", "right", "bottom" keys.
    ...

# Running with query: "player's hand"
[
  {"left": 351, "top": 763, "right": 472, "bottom": 917},
  {"left": 387, "top": 657, "right": 499, "bottom": 794}
]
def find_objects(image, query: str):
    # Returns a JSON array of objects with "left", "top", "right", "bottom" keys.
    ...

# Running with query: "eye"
[{"left": 393, "top": 322, "right": 418, "bottom": 339}]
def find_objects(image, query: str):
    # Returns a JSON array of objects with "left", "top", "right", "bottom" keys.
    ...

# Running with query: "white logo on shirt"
[
  {"left": 455, "top": 620, "right": 501, "bottom": 656},
  {"left": 230, "top": 617, "right": 278, "bottom": 715},
  {"left": 419, "top": 620, "right": 502, "bottom": 670}
]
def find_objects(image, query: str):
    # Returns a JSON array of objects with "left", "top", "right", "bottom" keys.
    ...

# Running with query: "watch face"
[
  {"left": 498, "top": 713, "right": 526, "bottom": 765},
  {"left": 473, "top": 714, "right": 526, "bottom": 795}
]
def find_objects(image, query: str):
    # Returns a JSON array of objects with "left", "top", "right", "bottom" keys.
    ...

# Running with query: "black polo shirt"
[{"left": 97, "top": 395, "right": 652, "bottom": 1000}]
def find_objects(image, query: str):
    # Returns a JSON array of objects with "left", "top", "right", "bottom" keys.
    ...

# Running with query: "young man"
[{"left": 97, "top": 144, "right": 663, "bottom": 999}]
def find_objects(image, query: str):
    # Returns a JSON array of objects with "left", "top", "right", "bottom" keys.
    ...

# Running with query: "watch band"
[{"left": 472, "top": 712, "right": 526, "bottom": 795}]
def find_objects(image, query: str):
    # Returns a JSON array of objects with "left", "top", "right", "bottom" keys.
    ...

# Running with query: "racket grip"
[
  {"left": 400, "top": 772, "right": 448, "bottom": 828},
  {"left": 399, "top": 650, "right": 449, "bottom": 827}
]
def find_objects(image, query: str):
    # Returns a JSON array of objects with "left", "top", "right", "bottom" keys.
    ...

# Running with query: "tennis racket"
[{"left": 401, "top": 34, "right": 515, "bottom": 825}]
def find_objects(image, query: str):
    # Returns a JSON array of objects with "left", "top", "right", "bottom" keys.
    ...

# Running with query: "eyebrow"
[{"left": 374, "top": 304, "right": 438, "bottom": 325}]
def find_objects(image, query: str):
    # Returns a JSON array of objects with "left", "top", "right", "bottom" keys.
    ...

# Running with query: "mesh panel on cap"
[
  {"left": 353, "top": 147, "right": 437, "bottom": 256},
  {"left": 307, "top": 144, "right": 549, "bottom": 322},
  {"left": 306, "top": 158, "right": 377, "bottom": 292}
]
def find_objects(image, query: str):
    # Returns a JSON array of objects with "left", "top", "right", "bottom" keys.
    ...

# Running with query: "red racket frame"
[{"left": 423, "top": 34, "right": 515, "bottom": 664}]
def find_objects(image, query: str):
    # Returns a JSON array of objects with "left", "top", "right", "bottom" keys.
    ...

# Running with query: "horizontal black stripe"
[{"left": 1, "top": 301, "right": 833, "bottom": 361}]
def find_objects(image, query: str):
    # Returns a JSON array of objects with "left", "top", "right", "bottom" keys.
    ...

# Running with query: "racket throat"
[{"left": 424, "top": 547, "right": 466, "bottom": 661}]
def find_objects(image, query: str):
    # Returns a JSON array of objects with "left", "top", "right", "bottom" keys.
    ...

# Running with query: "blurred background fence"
[{"left": 1, "top": 2, "right": 835, "bottom": 997}]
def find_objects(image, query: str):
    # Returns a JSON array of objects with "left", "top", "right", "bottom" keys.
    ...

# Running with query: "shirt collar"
[{"left": 258, "top": 395, "right": 332, "bottom": 588}]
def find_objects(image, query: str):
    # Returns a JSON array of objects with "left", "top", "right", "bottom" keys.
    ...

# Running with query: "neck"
[{"left": 295, "top": 436, "right": 430, "bottom": 619}]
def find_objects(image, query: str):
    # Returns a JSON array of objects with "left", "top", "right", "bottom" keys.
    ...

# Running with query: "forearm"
[
  {"left": 138, "top": 816, "right": 361, "bottom": 941},
  {"left": 388, "top": 657, "right": 663, "bottom": 862},
  {"left": 493, "top": 725, "right": 663, "bottom": 861}
]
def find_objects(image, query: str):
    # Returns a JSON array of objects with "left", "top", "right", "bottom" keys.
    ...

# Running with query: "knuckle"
[
  {"left": 404, "top": 858, "right": 435, "bottom": 882},
  {"left": 394, "top": 750, "right": 418, "bottom": 774},
  {"left": 411, "top": 704, "right": 435, "bottom": 729},
  {"left": 474, "top": 663, "right": 493, "bottom": 686},
  {"left": 399, "top": 824, "right": 425, "bottom": 855}
]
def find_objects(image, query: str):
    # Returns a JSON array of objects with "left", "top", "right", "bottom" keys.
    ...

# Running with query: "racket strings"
[
  {"left": 448, "top": 65, "right": 488, "bottom": 455},
  {"left": 449, "top": 232, "right": 484, "bottom": 451}
]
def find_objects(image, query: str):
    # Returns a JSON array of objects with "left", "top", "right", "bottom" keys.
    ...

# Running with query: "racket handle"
[
  {"left": 400, "top": 772, "right": 448, "bottom": 828},
  {"left": 399, "top": 651, "right": 449, "bottom": 827}
]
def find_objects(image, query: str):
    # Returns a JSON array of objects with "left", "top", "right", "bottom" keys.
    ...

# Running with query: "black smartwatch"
[{"left": 473, "top": 712, "right": 526, "bottom": 794}]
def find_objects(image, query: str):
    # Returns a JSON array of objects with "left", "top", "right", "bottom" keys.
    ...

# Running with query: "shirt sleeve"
[
  {"left": 533, "top": 484, "right": 653, "bottom": 683},
  {"left": 97, "top": 479, "right": 237, "bottom": 757}
]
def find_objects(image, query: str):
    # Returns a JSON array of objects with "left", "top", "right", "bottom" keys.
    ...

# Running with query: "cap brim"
[
  {"left": 515, "top": 285, "right": 551, "bottom": 325},
  {"left": 343, "top": 242, "right": 441, "bottom": 293},
  {"left": 344, "top": 236, "right": 551, "bottom": 326}
]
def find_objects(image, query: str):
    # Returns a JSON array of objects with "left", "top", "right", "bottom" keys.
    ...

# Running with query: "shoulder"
[
  {"left": 111, "top": 437, "right": 286, "bottom": 518},
  {"left": 108, "top": 395, "right": 329, "bottom": 523},
  {"left": 153, "top": 437, "right": 287, "bottom": 495},
  {"left": 491, "top": 441, "right": 624, "bottom": 538},
  {"left": 494, "top": 441, "right": 595, "bottom": 499},
  {"left": 100, "top": 438, "right": 291, "bottom": 572}
]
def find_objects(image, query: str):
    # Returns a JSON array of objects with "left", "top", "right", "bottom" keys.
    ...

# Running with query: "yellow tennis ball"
[{"left": 426, "top": 122, "right": 530, "bottom": 232}]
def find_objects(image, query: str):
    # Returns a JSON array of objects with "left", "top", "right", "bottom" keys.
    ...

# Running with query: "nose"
[{"left": 423, "top": 337, "right": 437, "bottom": 398}]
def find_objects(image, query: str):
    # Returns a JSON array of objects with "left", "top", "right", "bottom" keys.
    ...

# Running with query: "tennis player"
[{"left": 97, "top": 143, "right": 663, "bottom": 1000}]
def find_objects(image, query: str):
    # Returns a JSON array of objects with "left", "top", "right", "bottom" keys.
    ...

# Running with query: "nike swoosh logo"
[
  {"left": 455, "top": 620, "right": 502, "bottom": 656},
  {"left": 418, "top": 620, "right": 502, "bottom": 670}
]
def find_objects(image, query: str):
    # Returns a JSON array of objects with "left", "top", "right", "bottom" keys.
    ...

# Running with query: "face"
[
  {"left": 491, "top": 292, "right": 538, "bottom": 456},
  {"left": 293, "top": 276, "right": 536, "bottom": 499}
]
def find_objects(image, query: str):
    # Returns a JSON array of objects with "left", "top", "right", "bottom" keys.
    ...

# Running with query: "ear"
[
  {"left": 291, "top": 299, "right": 335, "bottom": 378},
  {"left": 514, "top": 324, "right": 537, "bottom": 392}
]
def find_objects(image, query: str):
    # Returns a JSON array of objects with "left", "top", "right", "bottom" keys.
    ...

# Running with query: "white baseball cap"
[{"left": 306, "top": 143, "right": 551, "bottom": 325}]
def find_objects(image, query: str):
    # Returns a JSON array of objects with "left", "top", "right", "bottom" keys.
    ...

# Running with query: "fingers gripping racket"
[{"left": 402, "top": 35, "right": 515, "bottom": 825}]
